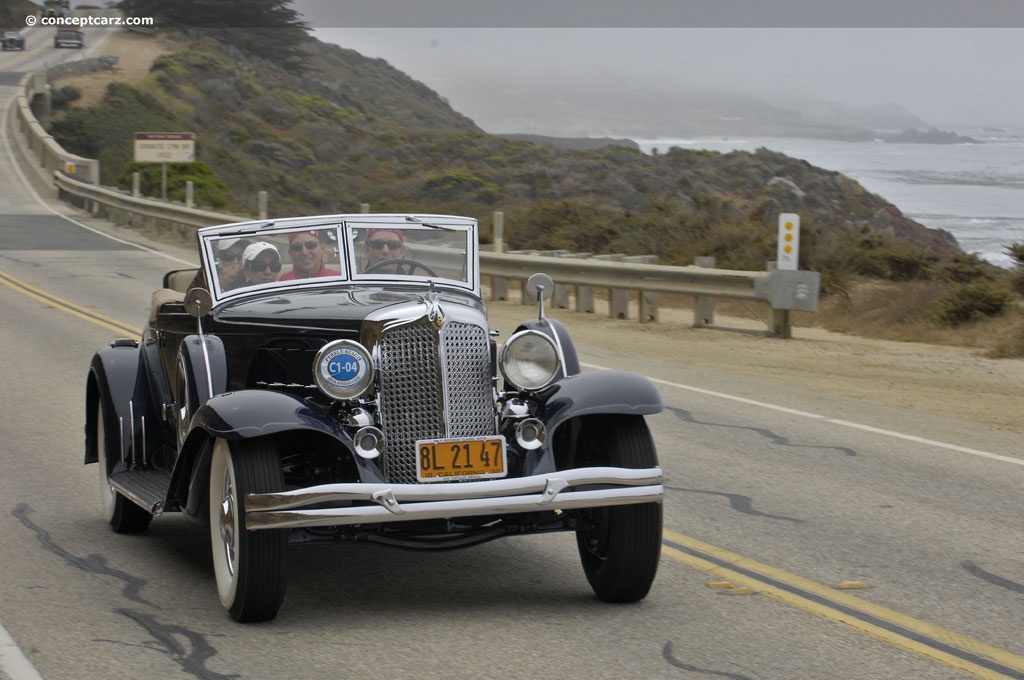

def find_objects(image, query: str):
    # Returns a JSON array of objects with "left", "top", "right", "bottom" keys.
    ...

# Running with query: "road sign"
[
  {"left": 133, "top": 132, "right": 195, "bottom": 163},
  {"left": 777, "top": 213, "right": 800, "bottom": 271}
]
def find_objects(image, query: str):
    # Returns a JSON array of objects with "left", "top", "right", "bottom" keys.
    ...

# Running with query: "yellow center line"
[
  {"left": 0, "top": 268, "right": 141, "bottom": 337},
  {"left": 663, "top": 529, "right": 1024, "bottom": 680}
]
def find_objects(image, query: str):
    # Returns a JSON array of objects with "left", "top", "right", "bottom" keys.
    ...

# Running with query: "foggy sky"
[{"left": 292, "top": 1, "right": 1024, "bottom": 131}]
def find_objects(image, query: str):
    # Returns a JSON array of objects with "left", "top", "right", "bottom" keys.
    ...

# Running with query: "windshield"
[{"left": 198, "top": 216, "right": 477, "bottom": 302}]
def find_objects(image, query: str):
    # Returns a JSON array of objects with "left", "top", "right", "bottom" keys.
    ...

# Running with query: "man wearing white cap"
[{"left": 242, "top": 242, "right": 281, "bottom": 285}]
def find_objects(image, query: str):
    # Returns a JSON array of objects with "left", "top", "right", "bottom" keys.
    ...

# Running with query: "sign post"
[{"left": 133, "top": 132, "right": 196, "bottom": 201}]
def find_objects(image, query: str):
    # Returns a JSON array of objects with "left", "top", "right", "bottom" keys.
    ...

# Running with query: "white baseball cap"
[{"left": 242, "top": 242, "right": 279, "bottom": 263}]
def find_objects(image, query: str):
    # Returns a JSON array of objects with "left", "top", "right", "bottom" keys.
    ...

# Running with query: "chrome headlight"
[
  {"left": 313, "top": 340, "right": 374, "bottom": 400},
  {"left": 499, "top": 330, "right": 561, "bottom": 391}
]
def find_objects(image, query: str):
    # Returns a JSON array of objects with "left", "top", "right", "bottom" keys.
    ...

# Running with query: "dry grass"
[
  {"left": 814, "top": 279, "right": 1024, "bottom": 357},
  {"left": 640, "top": 282, "right": 1024, "bottom": 359}
]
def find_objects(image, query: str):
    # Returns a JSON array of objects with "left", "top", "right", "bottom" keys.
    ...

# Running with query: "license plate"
[{"left": 416, "top": 436, "right": 507, "bottom": 482}]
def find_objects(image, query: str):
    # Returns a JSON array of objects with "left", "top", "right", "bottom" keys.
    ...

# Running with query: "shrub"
[
  {"left": 1006, "top": 242, "right": 1024, "bottom": 296},
  {"left": 51, "top": 85, "right": 81, "bottom": 110},
  {"left": 932, "top": 282, "right": 1012, "bottom": 327}
]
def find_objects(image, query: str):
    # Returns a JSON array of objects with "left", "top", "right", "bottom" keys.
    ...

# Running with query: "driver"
[{"left": 361, "top": 228, "right": 406, "bottom": 274}]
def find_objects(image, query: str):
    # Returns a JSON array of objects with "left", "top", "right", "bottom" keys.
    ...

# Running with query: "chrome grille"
[
  {"left": 376, "top": 318, "right": 496, "bottom": 484},
  {"left": 442, "top": 323, "right": 496, "bottom": 438}
]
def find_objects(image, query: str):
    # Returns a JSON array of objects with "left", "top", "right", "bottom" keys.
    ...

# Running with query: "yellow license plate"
[{"left": 416, "top": 436, "right": 507, "bottom": 482}]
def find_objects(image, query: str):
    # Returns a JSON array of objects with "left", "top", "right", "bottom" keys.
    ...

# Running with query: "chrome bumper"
[{"left": 245, "top": 466, "right": 663, "bottom": 530}]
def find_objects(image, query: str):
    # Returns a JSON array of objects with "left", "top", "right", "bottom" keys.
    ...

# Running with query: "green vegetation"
[{"left": 47, "top": 31, "right": 1024, "bottom": 354}]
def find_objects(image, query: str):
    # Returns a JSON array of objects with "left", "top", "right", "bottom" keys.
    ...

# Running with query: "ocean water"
[{"left": 636, "top": 135, "right": 1024, "bottom": 268}]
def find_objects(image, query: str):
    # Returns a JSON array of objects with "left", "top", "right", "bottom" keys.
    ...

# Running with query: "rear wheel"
[
  {"left": 575, "top": 415, "right": 662, "bottom": 603},
  {"left": 209, "top": 437, "right": 288, "bottom": 622},
  {"left": 96, "top": 399, "right": 152, "bottom": 534}
]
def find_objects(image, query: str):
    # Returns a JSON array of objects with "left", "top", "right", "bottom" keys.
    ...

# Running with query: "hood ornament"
[{"left": 421, "top": 284, "right": 444, "bottom": 329}]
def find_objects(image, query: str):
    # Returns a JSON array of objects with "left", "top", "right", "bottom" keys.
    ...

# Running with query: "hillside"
[
  {"left": 50, "top": 34, "right": 962, "bottom": 271},
  {"left": 0, "top": 0, "right": 35, "bottom": 30},
  {"left": 44, "top": 30, "right": 1024, "bottom": 355}
]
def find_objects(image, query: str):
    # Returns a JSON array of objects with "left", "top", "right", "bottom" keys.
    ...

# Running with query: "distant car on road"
[
  {"left": 85, "top": 213, "right": 665, "bottom": 622},
  {"left": 2, "top": 31, "right": 25, "bottom": 51},
  {"left": 53, "top": 28, "right": 83, "bottom": 49}
]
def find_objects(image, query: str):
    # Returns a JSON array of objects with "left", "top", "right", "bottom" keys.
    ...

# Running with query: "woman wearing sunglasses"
[
  {"left": 242, "top": 242, "right": 282, "bottom": 285},
  {"left": 279, "top": 230, "right": 341, "bottom": 280}
]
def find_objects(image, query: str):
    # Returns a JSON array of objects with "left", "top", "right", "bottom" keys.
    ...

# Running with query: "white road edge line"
[
  {"left": 581, "top": 361, "right": 1024, "bottom": 467},
  {"left": 0, "top": 622, "right": 44, "bottom": 680}
]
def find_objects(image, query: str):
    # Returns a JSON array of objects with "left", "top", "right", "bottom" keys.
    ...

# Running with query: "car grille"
[{"left": 376, "top": 319, "right": 496, "bottom": 483}]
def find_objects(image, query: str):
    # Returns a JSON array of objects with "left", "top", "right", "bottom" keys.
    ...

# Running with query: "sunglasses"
[
  {"left": 247, "top": 260, "right": 282, "bottom": 273},
  {"left": 289, "top": 240, "right": 321, "bottom": 253},
  {"left": 367, "top": 239, "right": 404, "bottom": 250},
  {"left": 218, "top": 253, "right": 240, "bottom": 263}
]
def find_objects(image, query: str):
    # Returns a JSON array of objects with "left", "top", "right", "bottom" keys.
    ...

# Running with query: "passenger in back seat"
[{"left": 216, "top": 238, "right": 251, "bottom": 291}]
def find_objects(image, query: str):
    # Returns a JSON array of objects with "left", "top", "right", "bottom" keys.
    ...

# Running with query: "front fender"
[
  {"left": 537, "top": 370, "right": 663, "bottom": 436},
  {"left": 85, "top": 341, "right": 141, "bottom": 465},
  {"left": 171, "top": 390, "right": 372, "bottom": 518},
  {"left": 188, "top": 390, "right": 347, "bottom": 440}
]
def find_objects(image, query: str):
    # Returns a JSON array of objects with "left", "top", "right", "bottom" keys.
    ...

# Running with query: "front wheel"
[
  {"left": 96, "top": 399, "right": 152, "bottom": 534},
  {"left": 209, "top": 437, "right": 288, "bottom": 622},
  {"left": 575, "top": 415, "right": 662, "bottom": 603}
]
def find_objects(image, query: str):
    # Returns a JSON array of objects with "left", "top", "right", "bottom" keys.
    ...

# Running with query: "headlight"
[
  {"left": 313, "top": 340, "right": 374, "bottom": 400},
  {"left": 499, "top": 330, "right": 561, "bottom": 391}
]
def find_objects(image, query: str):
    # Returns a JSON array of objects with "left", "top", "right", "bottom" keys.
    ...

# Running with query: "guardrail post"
[
  {"left": 132, "top": 172, "right": 140, "bottom": 197},
  {"left": 594, "top": 254, "right": 628, "bottom": 318},
  {"left": 576, "top": 286, "right": 595, "bottom": 313},
  {"left": 489, "top": 211, "right": 509, "bottom": 300},
  {"left": 185, "top": 180, "right": 194, "bottom": 208},
  {"left": 493, "top": 211, "right": 504, "bottom": 253},
  {"left": 625, "top": 255, "right": 659, "bottom": 322},
  {"left": 360, "top": 203, "right": 370, "bottom": 213},
  {"left": 693, "top": 256, "right": 716, "bottom": 327},
  {"left": 258, "top": 191, "right": 268, "bottom": 219},
  {"left": 765, "top": 262, "right": 791, "bottom": 338}
]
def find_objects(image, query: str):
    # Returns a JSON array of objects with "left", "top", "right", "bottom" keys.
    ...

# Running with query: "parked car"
[
  {"left": 1, "top": 31, "right": 25, "bottom": 50},
  {"left": 53, "top": 28, "right": 83, "bottom": 48},
  {"left": 85, "top": 214, "right": 664, "bottom": 622}
]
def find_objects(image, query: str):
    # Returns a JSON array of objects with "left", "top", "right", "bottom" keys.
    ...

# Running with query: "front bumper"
[{"left": 245, "top": 466, "right": 663, "bottom": 530}]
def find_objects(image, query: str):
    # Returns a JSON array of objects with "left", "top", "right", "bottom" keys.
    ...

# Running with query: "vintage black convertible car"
[{"left": 85, "top": 214, "right": 664, "bottom": 622}]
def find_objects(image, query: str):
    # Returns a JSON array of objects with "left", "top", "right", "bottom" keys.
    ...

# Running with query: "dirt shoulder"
[{"left": 484, "top": 295, "right": 1024, "bottom": 436}]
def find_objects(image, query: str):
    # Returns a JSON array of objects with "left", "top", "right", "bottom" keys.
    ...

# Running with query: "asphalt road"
[{"left": 3, "top": 37, "right": 1024, "bottom": 680}]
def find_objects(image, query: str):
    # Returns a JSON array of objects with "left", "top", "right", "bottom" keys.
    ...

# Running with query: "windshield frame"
[{"left": 195, "top": 214, "right": 480, "bottom": 306}]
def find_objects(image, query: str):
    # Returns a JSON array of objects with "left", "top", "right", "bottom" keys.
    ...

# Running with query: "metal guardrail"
[
  {"left": 53, "top": 172, "right": 818, "bottom": 336},
  {"left": 21, "top": 66, "right": 818, "bottom": 337}
]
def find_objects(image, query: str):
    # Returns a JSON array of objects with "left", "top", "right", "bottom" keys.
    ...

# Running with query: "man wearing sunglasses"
[
  {"left": 242, "top": 242, "right": 282, "bottom": 285},
  {"left": 361, "top": 228, "right": 406, "bottom": 274},
  {"left": 280, "top": 230, "right": 341, "bottom": 280}
]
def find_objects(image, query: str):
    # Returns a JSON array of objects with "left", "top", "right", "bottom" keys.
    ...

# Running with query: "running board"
[{"left": 109, "top": 469, "right": 172, "bottom": 515}]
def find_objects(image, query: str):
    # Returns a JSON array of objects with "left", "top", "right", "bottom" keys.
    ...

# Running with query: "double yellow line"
[
  {"left": 0, "top": 268, "right": 140, "bottom": 337},
  {"left": 663, "top": 529, "right": 1024, "bottom": 679}
]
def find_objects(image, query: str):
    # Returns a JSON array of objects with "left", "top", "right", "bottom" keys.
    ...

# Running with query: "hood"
[{"left": 210, "top": 286, "right": 483, "bottom": 332}]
